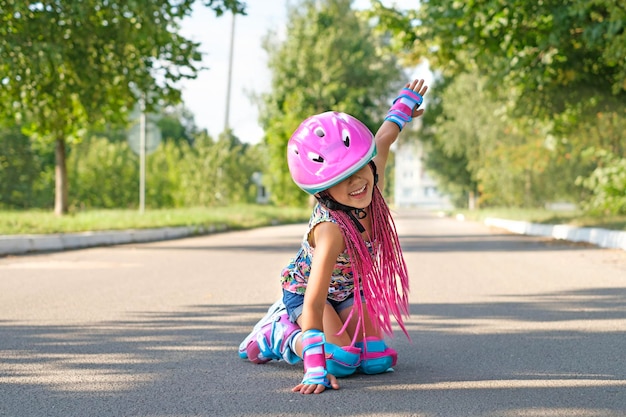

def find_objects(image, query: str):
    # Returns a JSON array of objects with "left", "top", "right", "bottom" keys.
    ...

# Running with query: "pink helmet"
[{"left": 287, "top": 111, "right": 377, "bottom": 194}]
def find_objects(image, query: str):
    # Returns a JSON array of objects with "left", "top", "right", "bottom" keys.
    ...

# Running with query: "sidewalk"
[
  {"left": 1, "top": 217, "right": 625, "bottom": 257},
  {"left": 482, "top": 217, "right": 626, "bottom": 251},
  {"left": 0, "top": 224, "right": 227, "bottom": 257}
]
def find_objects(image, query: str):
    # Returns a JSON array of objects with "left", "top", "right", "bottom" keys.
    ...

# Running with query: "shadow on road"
[
  {"left": 125, "top": 233, "right": 597, "bottom": 254},
  {"left": 129, "top": 243, "right": 301, "bottom": 253},
  {"left": 399, "top": 234, "right": 599, "bottom": 253},
  {"left": 2, "top": 288, "right": 625, "bottom": 416}
]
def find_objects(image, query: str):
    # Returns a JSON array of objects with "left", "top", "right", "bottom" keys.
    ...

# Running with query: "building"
[{"left": 393, "top": 139, "right": 451, "bottom": 209}]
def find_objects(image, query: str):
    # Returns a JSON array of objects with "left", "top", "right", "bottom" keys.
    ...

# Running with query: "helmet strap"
[
  {"left": 317, "top": 194, "right": 366, "bottom": 233},
  {"left": 369, "top": 160, "right": 379, "bottom": 185},
  {"left": 315, "top": 161, "right": 378, "bottom": 234}
]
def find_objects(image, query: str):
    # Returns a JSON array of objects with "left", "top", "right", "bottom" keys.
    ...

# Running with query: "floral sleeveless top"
[{"left": 281, "top": 203, "right": 372, "bottom": 302}]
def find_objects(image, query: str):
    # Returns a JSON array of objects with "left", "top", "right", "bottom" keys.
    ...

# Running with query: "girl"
[{"left": 239, "top": 79, "right": 428, "bottom": 394}]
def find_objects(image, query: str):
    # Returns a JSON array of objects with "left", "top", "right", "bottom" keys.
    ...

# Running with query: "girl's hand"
[
  {"left": 405, "top": 78, "right": 428, "bottom": 118},
  {"left": 384, "top": 78, "right": 429, "bottom": 131},
  {"left": 292, "top": 373, "right": 340, "bottom": 394}
]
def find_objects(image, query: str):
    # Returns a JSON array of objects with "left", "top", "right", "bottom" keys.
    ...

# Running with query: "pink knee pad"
[{"left": 355, "top": 337, "right": 397, "bottom": 375}]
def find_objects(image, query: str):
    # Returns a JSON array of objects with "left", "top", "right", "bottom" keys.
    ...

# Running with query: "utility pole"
[
  {"left": 224, "top": 11, "right": 236, "bottom": 133},
  {"left": 139, "top": 95, "right": 146, "bottom": 214}
]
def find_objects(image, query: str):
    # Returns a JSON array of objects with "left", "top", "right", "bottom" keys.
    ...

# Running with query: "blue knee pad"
[
  {"left": 355, "top": 337, "right": 397, "bottom": 375},
  {"left": 324, "top": 343, "right": 361, "bottom": 378}
]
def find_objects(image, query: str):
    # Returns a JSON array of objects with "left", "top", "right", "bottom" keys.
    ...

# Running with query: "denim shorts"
[{"left": 282, "top": 289, "right": 365, "bottom": 323}]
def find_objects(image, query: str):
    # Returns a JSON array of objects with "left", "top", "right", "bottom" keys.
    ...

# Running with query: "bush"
[
  {"left": 0, "top": 127, "right": 54, "bottom": 209},
  {"left": 67, "top": 132, "right": 265, "bottom": 210},
  {"left": 577, "top": 149, "right": 626, "bottom": 215},
  {"left": 68, "top": 136, "right": 139, "bottom": 209}
]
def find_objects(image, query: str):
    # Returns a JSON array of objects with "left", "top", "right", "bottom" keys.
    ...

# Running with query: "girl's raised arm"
[{"left": 373, "top": 79, "right": 428, "bottom": 193}]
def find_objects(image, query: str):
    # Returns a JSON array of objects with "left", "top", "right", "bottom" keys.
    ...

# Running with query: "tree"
[
  {"left": 258, "top": 0, "right": 403, "bottom": 205},
  {"left": 372, "top": 0, "right": 626, "bottom": 137},
  {"left": 370, "top": 0, "right": 626, "bottom": 208},
  {"left": 416, "top": 77, "right": 477, "bottom": 208},
  {"left": 401, "top": 0, "right": 626, "bottom": 100},
  {"left": 0, "top": 0, "right": 246, "bottom": 215},
  {"left": 158, "top": 105, "right": 200, "bottom": 147}
]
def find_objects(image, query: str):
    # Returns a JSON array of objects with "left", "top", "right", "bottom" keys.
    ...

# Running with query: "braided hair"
[{"left": 322, "top": 185, "right": 410, "bottom": 344}]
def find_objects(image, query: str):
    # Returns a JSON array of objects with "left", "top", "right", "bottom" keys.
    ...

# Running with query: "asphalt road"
[{"left": 1, "top": 210, "right": 625, "bottom": 417}]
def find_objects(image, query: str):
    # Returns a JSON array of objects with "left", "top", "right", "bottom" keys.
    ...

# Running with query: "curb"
[
  {"left": 483, "top": 217, "right": 626, "bottom": 251},
  {"left": 0, "top": 224, "right": 228, "bottom": 257}
]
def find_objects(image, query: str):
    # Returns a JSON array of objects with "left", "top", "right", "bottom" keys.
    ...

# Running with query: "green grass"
[
  {"left": 0, "top": 205, "right": 311, "bottom": 235},
  {"left": 451, "top": 207, "right": 626, "bottom": 231}
]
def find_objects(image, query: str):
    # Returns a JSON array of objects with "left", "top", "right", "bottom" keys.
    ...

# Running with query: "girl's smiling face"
[{"left": 324, "top": 164, "right": 375, "bottom": 209}]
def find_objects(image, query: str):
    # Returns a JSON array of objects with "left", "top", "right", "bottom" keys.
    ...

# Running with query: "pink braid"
[{"left": 328, "top": 186, "right": 410, "bottom": 343}]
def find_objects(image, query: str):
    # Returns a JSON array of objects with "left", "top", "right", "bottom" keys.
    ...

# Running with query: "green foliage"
[
  {"left": 201, "top": 0, "right": 247, "bottom": 16},
  {"left": 259, "top": 0, "right": 403, "bottom": 204},
  {"left": 409, "top": 0, "right": 626, "bottom": 103},
  {"left": 0, "top": 127, "right": 54, "bottom": 209},
  {"left": 365, "top": 0, "right": 420, "bottom": 65},
  {"left": 146, "top": 141, "right": 184, "bottom": 208},
  {"left": 422, "top": 143, "right": 474, "bottom": 208},
  {"left": 173, "top": 131, "right": 263, "bottom": 207},
  {"left": 577, "top": 149, "right": 626, "bottom": 215}
]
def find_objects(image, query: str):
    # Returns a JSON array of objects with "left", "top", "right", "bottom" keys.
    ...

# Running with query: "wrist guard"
[
  {"left": 300, "top": 329, "right": 331, "bottom": 387},
  {"left": 385, "top": 88, "right": 423, "bottom": 131}
]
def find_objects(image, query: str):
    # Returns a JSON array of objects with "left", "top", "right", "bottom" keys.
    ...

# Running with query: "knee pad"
[
  {"left": 355, "top": 337, "right": 397, "bottom": 375},
  {"left": 324, "top": 343, "right": 361, "bottom": 378}
]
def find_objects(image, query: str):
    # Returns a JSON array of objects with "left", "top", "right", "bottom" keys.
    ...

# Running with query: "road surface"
[{"left": 1, "top": 210, "right": 625, "bottom": 417}]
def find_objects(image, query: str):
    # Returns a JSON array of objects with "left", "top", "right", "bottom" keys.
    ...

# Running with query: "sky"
[{"left": 179, "top": 0, "right": 420, "bottom": 144}]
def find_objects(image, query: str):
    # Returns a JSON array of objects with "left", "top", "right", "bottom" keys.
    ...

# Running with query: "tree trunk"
[
  {"left": 524, "top": 168, "right": 532, "bottom": 208},
  {"left": 468, "top": 190, "right": 478, "bottom": 210},
  {"left": 54, "top": 137, "right": 68, "bottom": 216}
]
